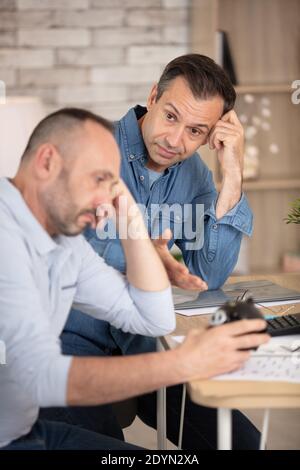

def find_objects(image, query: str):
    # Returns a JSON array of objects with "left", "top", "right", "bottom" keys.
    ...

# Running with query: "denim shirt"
[{"left": 85, "top": 105, "right": 253, "bottom": 290}]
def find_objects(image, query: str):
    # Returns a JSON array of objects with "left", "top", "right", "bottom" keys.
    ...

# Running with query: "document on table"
[
  {"left": 172, "top": 283, "right": 300, "bottom": 317},
  {"left": 171, "top": 335, "right": 300, "bottom": 383},
  {"left": 175, "top": 299, "right": 300, "bottom": 317},
  {"left": 173, "top": 280, "right": 300, "bottom": 311},
  {"left": 175, "top": 306, "right": 219, "bottom": 316}
]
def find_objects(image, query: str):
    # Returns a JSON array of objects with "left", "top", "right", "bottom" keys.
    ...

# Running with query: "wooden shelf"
[
  {"left": 235, "top": 84, "right": 292, "bottom": 94},
  {"left": 243, "top": 179, "right": 300, "bottom": 191},
  {"left": 191, "top": 0, "right": 300, "bottom": 274},
  {"left": 216, "top": 179, "right": 300, "bottom": 192}
]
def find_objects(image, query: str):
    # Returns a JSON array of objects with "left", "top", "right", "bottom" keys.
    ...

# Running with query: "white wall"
[{"left": 0, "top": 0, "right": 190, "bottom": 120}]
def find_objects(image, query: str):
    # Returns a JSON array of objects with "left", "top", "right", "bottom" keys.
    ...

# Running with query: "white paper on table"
[
  {"left": 214, "top": 335, "right": 300, "bottom": 383},
  {"left": 175, "top": 299, "right": 300, "bottom": 316},
  {"left": 171, "top": 335, "right": 300, "bottom": 383},
  {"left": 175, "top": 306, "right": 219, "bottom": 316},
  {"left": 258, "top": 299, "right": 300, "bottom": 307},
  {"left": 171, "top": 335, "right": 185, "bottom": 344}
]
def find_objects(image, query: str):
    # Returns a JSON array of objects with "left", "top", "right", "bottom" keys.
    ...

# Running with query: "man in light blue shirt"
[{"left": 0, "top": 108, "right": 268, "bottom": 450}]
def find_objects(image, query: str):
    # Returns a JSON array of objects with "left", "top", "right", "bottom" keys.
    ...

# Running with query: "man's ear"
[
  {"left": 34, "top": 144, "right": 61, "bottom": 180},
  {"left": 147, "top": 83, "right": 159, "bottom": 109}
]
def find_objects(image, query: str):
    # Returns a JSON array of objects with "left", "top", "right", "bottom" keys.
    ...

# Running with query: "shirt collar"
[
  {"left": 119, "top": 105, "right": 149, "bottom": 162},
  {"left": 0, "top": 178, "right": 62, "bottom": 256}
]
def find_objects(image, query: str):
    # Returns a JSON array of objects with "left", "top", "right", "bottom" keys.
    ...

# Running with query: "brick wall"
[{"left": 0, "top": 0, "right": 190, "bottom": 119}]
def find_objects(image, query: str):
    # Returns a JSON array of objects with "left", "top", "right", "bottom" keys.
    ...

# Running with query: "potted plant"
[
  {"left": 282, "top": 198, "right": 300, "bottom": 272},
  {"left": 285, "top": 198, "right": 300, "bottom": 225}
]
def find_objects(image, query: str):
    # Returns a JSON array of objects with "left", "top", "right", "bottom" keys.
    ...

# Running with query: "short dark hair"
[
  {"left": 156, "top": 54, "right": 236, "bottom": 114},
  {"left": 22, "top": 107, "right": 113, "bottom": 160}
]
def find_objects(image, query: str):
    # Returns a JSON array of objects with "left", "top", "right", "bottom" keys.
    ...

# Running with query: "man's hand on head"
[
  {"left": 208, "top": 110, "right": 245, "bottom": 219},
  {"left": 152, "top": 229, "right": 208, "bottom": 291},
  {"left": 208, "top": 109, "right": 244, "bottom": 180}
]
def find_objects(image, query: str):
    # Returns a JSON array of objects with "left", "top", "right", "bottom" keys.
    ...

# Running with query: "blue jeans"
[
  {"left": 37, "top": 314, "right": 261, "bottom": 450},
  {"left": 63, "top": 308, "right": 157, "bottom": 356},
  {"left": 1, "top": 419, "right": 142, "bottom": 450}
]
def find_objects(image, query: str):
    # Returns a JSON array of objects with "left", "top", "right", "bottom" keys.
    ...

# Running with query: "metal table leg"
[
  {"left": 217, "top": 408, "right": 232, "bottom": 450},
  {"left": 157, "top": 338, "right": 167, "bottom": 449}
]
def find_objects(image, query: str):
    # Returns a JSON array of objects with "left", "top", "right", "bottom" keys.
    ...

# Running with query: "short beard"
[{"left": 41, "top": 168, "right": 84, "bottom": 237}]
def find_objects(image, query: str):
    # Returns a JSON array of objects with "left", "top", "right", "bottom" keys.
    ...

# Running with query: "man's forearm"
[
  {"left": 120, "top": 213, "right": 170, "bottom": 291},
  {"left": 216, "top": 173, "right": 242, "bottom": 219},
  {"left": 67, "top": 349, "right": 183, "bottom": 406},
  {"left": 66, "top": 318, "right": 269, "bottom": 406}
]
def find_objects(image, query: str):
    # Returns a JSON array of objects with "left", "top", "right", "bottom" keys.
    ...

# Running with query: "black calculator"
[{"left": 266, "top": 312, "right": 300, "bottom": 337}]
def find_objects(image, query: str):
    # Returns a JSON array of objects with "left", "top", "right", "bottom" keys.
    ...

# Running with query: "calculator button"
[
  {"left": 283, "top": 316, "right": 295, "bottom": 326},
  {"left": 267, "top": 320, "right": 279, "bottom": 329},
  {"left": 278, "top": 318, "right": 289, "bottom": 327},
  {"left": 291, "top": 314, "right": 300, "bottom": 324}
]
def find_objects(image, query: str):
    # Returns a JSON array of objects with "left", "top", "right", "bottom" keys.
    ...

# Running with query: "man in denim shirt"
[{"left": 42, "top": 55, "right": 258, "bottom": 448}]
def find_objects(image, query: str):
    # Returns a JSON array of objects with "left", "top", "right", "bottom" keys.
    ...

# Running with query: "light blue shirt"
[
  {"left": 147, "top": 167, "right": 162, "bottom": 188},
  {"left": 0, "top": 178, "right": 175, "bottom": 447}
]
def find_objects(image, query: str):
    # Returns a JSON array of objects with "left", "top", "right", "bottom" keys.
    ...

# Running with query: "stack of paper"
[{"left": 171, "top": 335, "right": 300, "bottom": 383}]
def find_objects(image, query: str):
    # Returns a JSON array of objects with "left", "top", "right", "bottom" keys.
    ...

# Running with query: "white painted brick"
[
  {"left": 17, "top": 0, "right": 89, "bottom": 10},
  {"left": 128, "top": 45, "right": 187, "bottom": 65},
  {"left": 162, "top": 0, "right": 189, "bottom": 8},
  {"left": 90, "top": 64, "right": 162, "bottom": 84},
  {"left": 0, "top": 49, "right": 54, "bottom": 68},
  {"left": 92, "top": 27, "right": 161, "bottom": 47},
  {"left": 90, "top": 0, "right": 161, "bottom": 8},
  {"left": 57, "top": 48, "right": 124, "bottom": 66},
  {"left": 89, "top": 102, "right": 137, "bottom": 121},
  {"left": 18, "top": 29, "right": 90, "bottom": 47},
  {"left": 56, "top": 85, "right": 128, "bottom": 105},
  {"left": 0, "top": 12, "right": 17, "bottom": 30},
  {"left": 0, "top": 31, "right": 16, "bottom": 47},
  {"left": 53, "top": 10, "right": 124, "bottom": 28},
  {"left": 19, "top": 68, "right": 88, "bottom": 86},
  {"left": 0, "top": 69, "right": 17, "bottom": 87},
  {"left": 0, "top": 0, "right": 17, "bottom": 11},
  {"left": 9, "top": 87, "right": 56, "bottom": 103},
  {"left": 162, "top": 26, "right": 188, "bottom": 44},
  {"left": 16, "top": 11, "right": 55, "bottom": 28},
  {"left": 1, "top": 0, "right": 190, "bottom": 116},
  {"left": 0, "top": 11, "right": 55, "bottom": 30},
  {"left": 127, "top": 84, "right": 151, "bottom": 102},
  {"left": 127, "top": 9, "right": 187, "bottom": 27}
]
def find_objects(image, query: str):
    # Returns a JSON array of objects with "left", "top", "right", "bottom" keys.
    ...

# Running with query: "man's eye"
[
  {"left": 95, "top": 177, "right": 104, "bottom": 184},
  {"left": 166, "top": 112, "right": 175, "bottom": 121},
  {"left": 190, "top": 128, "right": 201, "bottom": 136}
]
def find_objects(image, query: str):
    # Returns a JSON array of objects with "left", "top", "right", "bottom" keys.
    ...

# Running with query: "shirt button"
[
  {"left": 140, "top": 175, "right": 144, "bottom": 182},
  {"left": 212, "top": 224, "right": 218, "bottom": 230},
  {"left": 129, "top": 154, "right": 135, "bottom": 160}
]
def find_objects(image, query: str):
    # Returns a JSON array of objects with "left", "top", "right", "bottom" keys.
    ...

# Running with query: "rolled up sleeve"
[
  {"left": 72, "top": 238, "right": 176, "bottom": 336},
  {"left": 180, "top": 193, "right": 253, "bottom": 290}
]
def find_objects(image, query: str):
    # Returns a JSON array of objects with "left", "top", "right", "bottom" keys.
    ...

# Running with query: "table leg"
[
  {"left": 157, "top": 338, "right": 167, "bottom": 450},
  {"left": 217, "top": 408, "right": 232, "bottom": 450},
  {"left": 259, "top": 409, "right": 270, "bottom": 450},
  {"left": 178, "top": 384, "right": 186, "bottom": 449}
]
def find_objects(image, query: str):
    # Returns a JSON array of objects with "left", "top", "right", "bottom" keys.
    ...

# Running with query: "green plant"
[{"left": 285, "top": 198, "right": 300, "bottom": 225}]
